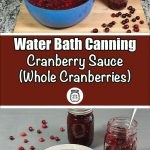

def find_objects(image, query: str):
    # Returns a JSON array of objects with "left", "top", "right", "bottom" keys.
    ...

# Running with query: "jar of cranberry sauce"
[
  {"left": 108, "top": 0, "right": 128, "bottom": 10},
  {"left": 67, "top": 109, "right": 94, "bottom": 146},
  {"left": 104, "top": 117, "right": 138, "bottom": 150}
]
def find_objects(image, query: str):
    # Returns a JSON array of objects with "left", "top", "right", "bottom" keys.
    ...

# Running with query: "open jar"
[
  {"left": 67, "top": 109, "right": 94, "bottom": 146},
  {"left": 104, "top": 117, "right": 137, "bottom": 150},
  {"left": 107, "top": 0, "right": 128, "bottom": 10}
]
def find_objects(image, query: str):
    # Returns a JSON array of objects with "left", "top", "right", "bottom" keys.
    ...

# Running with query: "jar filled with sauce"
[
  {"left": 67, "top": 109, "right": 94, "bottom": 146},
  {"left": 104, "top": 117, "right": 138, "bottom": 150},
  {"left": 108, "top": 0, "right": 128, "bottom": 10}
]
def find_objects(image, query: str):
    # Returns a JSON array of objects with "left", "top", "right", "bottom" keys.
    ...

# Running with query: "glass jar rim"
[
  {"left": 107, "top": 117, "right": 138, "bottom": 135},
  {"left": 68, "top": 109, "right": 93, "bottom": 115}
]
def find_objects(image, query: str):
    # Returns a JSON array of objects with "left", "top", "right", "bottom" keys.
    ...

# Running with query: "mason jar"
[
  {"left": 104, "top": 117, "right": 137, "bottom": 150},
  {"left": 107, "top": 0, "right": 128, "bottom": 10},
  {"left": 67, "top": 109, "right": 94, "bottom": 146}
]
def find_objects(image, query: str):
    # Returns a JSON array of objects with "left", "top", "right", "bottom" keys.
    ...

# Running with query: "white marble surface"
[
  {"left": 0, "top": 109, "right": 150, "bottom": 150},
  {"left": 0, "top": 0, "right": 150, "bottom": 32}
]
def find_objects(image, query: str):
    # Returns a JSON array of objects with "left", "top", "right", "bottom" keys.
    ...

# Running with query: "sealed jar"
[
  {"left": 108, "top": 0, "right": 128, "bottom": 10},
  {"left": 104, "top": 117, "right": 137, "bottom": 150},
  {"left": 67, "top": 109, "right": 94, "bottom": 146}
]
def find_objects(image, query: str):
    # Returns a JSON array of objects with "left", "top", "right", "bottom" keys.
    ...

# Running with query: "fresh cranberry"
[
  {"left": 123, "top": 24, "right": 129, "bottom": 29},
  {"left": 20, "top": 132, "right": 27, "bottom": 137},
  {"left": 9, "top": 136, "right": 15, "bottom": 141},
  {"left": 134, "top": 28, "right": 140, "bottom": 32},
  {"left": 42, "top": 124, "right": 47, "bottom": 128},
  {"left": 127, "top": 30, "right": 131, "bottom": 33},
  {"left": 121, "top": 20, "right": 126, "bottom": 25},
  {"left": 55, "top": 136, "right": 60, "bottom": 141},
  {"left": 111, "top": 13, "right": 116, "bottom": 17},
  {"left": 125, "top": 19, "right": 129, "bottom": 23},
  {"left": 127, "top": 6, "right": 133, "bottom": 10},
  {"left": 104, "top": 28, "right": 110, "bottom": 33},
  {"left": 115, "top": 13, "right": 119, "bottom": 17},
  {"left": 132, "top": 18, "right": 136, "bottom": 22},
  {"left": 18, "top": 146, "right": 24, "bottom": 150},
  {"left": 127, "top": 14, "right": 132, "bottom": 17},
  {"left": 133, "top": 24, "right": 139, "bottom": 29},
  {"left": 50, "top": 135, "right": 55, "bottom": 140},
  {"left": 42, "top": 120, "right": 47, "bottom": 124},
  {"left": 140, "top": 20, "right": 144, "bottom": 24},
  {"left": 60, "top": 127, "right": 65, "bottom": 132},
  {"left": 130, "top": 10, "right": 135, "bottom": 14},
  {"left": 136, "top": 16, "right": 140, "bottom": 20},
  {"left": 39, "top": 137, "right": 45, "bottom": 142},
  {"left": 122, "top": 14, "right": 126, "bottom": 18},
  {"left": 108, "top": 23, "right": 113, "bottom": 28},
  {"left": 117, "top": 12, "right": 122, "bottom": 16},
  {"left": 30, "top": 146, "right": 35, "bottom": 150},
  {"left": 92, "top": 28, "right": 98, "bottom": 33},
  {"left": 29, "top": 126, "right": 34, "bottom": 132},
  {"left": 111, "top": 21, "right": 116, "bottom": 25},
  {"left": 24, "top": 139, "right": 28, "bottom": 143},
  {"left": 37, "top": 129, "right": 42, "bottom": 134},
  {"left": 102, "top": 23, "right": 107, "bottom": 28}
]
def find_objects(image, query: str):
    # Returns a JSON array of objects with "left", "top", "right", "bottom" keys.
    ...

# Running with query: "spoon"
[{"left": 128, "top": 108, "right": 137, "bottom": 129}]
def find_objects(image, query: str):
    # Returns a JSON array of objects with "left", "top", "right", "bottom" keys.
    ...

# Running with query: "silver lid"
[{"left": 68, "top": 109, "right": 93, "bottom": 115}]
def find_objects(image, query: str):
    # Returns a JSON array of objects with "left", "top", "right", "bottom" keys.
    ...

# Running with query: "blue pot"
[{"left": 24, "top": 0, "right": 94, "bottom": 28}]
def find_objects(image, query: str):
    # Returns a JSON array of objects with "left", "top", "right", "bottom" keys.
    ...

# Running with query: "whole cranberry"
[
  {"left": 111, "top": 21, "right": 116, "bottom": 25},
  {"left": 50, "top": 135, "right": 55, "bottom": 140},
  {"left": 140, "top": 20, "right": 144, "bottom": 24},
  {"left": 130, "top": 10, "right": 135, "bottom": 14},
  {"left": 108, "top": 23, "right": 113, "bottom": 28},
  {"left": 24, "top": 139, "right": 28, "bottom": 143},
  {"left": 117, "top": 12, "right": 122, "bottom": 16},
  {"left": 39, "top": 137, "right": 45, "bottom": 142},
  {"left": 37, "top": 129, "right": 42, "bottom": 134},
  {"left": 30, "top": 146, "right": 35, "bottom": 150},
  {"left": 121, "top": 20, "right": 126, "bottom": 25},
  {"left": 104, "top": 28, "right": 110, "bottom": 33},
  {"left": 134, "top": 28, "right": 140, "bottom": 32},
  {"left": 18, "top": 146, "right": 24, "bottom": 150},
  {"left": 20, "top": 132, "right": 27, "bottom": 137},
  {"left": 55, "top": 136, "right": 60, "bottom": 141},
  {"left": 127, "top": 30, "right": 132, "bottom": 33},
  {"left": 111, "top": 13, "right": 116, "bottom": 17},
  {"left": 123, "top": 24, "right": 129, "bottom": 29},
  {"left": 42, "top": 120, "right": 47, "bottom": 124},
  {"left": 102, "top": 23, "right": 107, "bottom": 28},
  {"left": 132, "top": 18, "right": 136, "bottom": 22},
  {"left": 122, "top": 14, "right": 126, "bottom": 18},
  {"left": 29, "top": 126, "right": 34, "bottom": 132},
  {"left": 92, "top": 28, "right": 98, "bottom": 33},
  {"left": 133, "top": 24, "right": 139, "bottom": 29},
  {"left": 125, "top": 19, "right": 129, "bottom": 23},
  {"left": 42, "top": 124, "right": 47, "bottom": 128},
  {"left": 60, "top": 127, "right": 65, "bottom": 132},
  {"left": 127, "top": 14, "right": 132, "bottom": 17},
  {"left": 136, "top": 16, "right": 140, "bottom": 20},
  {"left": 127, "top": 6, "right": 133, "bottom": 10}
]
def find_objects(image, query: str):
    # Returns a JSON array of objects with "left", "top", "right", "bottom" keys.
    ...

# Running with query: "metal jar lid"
[{"left": 68, "top": 109, "right": 93, "bottom": 115}]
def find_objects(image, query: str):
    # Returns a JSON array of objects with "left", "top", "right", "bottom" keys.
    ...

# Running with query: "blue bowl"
[{"left": 24, "top": 0, "right": 94, "bottom": 28}]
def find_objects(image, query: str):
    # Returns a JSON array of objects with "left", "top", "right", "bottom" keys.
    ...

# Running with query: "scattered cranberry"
[
  {"left": 115, "top": 13, "right": 119, "bottom": 17},
  {"left": 108, "top": 23, "right": 113, "bottom": 28},
  {"left": 121, "top": 20, "right": 126, "bottom": 25},
  {"left": 127, "top": 14, "right": 132, "bottom": 17},
  {"left": 132, "top": 18, "right": 136, "bottom": 22},
  {"left": 20, "top": 132, "right": 27, "bottom": 137},
  {"left": 42, "top": 124, "right": 47, "bottom": 128},
  {"left": 55, "top": 136, "right": 60, "bottom": 141},
  {"left": 125, "top": 19, "right": 129, "bottom": 23},
  {"left": 123, "top": 24, "right": 129, "bottom": 29},
  {"left": 30, "top": 146, "right": 35, "bottom": 150},
  {"left": 122, "top": 14, "right": 126, "bottom": 18},
  {"left": 28, "top": 126, "right": 34, "bottom": 132},
  {"left": 140, "top": 20, "right": 144, "bottom": 24},
  {"left": 111, "top": 13, "right": 116, "bottom": 17},
  {"left": 18, "top": 146, "right": 24, "bottom": 150},
  {"left": 39, "top": 137, "right": 45, "bottom": 142},
  {"left": 117, "top": 12, "right": 122, "bottom": 16},
  {"left": 133, "top": 24, "right": 139, "bottom": 29},
  {"left": 92, "top": 28, "right": 98, "bottom": 33},
  {"left": 42, "top": 120, "right": 47, "bottom": 124},
  {"left": 104, "top": 28, "right": 110, "bottom": 33},
  {"left": 127, "top": 6, "right": 133, "bottom": 10},
  {"left": 130, "top": 10, "right": 135, "bottom": 14},
  {"left": 127, "top": 30, "right": 132, "bottom": 33},
  {"left": 24, "top": 139, "right": 29, "bottom": 143},
  {"left": 37, "top": 129, "right": 42, "bottom": 134},
  {"left": 136, "top": 16, "right": 140, "bottom": 20},
  {"left": 111, "top": 21, "right": 116, "bottom": 25},
  {"left": 134, "top": 28, "right": 140, "bottom": 32},
  {"left": 50, "top": 135, "right": 55, "bottom": 140},
  {"left": 60, "top": 127, "right": 65, "bottom": 132},
  {"left": 102, "top": 23, "right": 107, "bottom": 28},
  {"left": 9, "top": 136, "right": 15, "bottom": 141}
]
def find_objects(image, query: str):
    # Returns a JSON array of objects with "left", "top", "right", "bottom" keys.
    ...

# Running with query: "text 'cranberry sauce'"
[
  {"left": 67, "top": 109, "right": 94, "bottom": 146},
  {"left": 104, "top": 117, "right": 138, "bottom": 150},
  {"left": 28, "top": 0, "right": 88, "bottom": 10},
  {"left": 108, "top": 0, "right": 128, "bottom": 10}
]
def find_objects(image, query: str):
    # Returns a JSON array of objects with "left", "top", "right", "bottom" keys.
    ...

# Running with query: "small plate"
[{"left": 45, "top": 144, "right": 93, "bottom": 150}]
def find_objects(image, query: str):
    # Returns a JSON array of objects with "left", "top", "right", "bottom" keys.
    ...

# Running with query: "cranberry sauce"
[
  {"left": 104, "top": 117, "right": 137, "bottom": 150},
  {"left": 28, "top": 0, "right": 88, "bottom": 10},
  {"left": 108, "top": 0, "right": 128, "bottom": 10},
  {"left": 67, "top": 109, "right": 94, "bottom": 146}
]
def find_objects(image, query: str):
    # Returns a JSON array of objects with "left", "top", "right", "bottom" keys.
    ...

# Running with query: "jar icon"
[{"left": 70, "top": 90, "right": 80, "bottom": 102}]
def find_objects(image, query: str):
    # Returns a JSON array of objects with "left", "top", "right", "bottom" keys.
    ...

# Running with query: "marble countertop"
[{"left": 0, "top": 0, "right": 150, "bottom": 33}]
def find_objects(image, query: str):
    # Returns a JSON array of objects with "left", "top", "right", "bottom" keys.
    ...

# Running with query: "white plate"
[{"left": 45, "top": 144, "right": 93, "bottom": 150}]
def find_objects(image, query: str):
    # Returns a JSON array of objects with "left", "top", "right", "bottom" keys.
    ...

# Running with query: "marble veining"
[{"left": 0, "top": 0, "right": 150, "bottom": 33}]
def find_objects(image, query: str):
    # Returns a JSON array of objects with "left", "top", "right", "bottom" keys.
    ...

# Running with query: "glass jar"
[
  {"left": 67, "top": 109, "right": 94, "bottom": 146},
  {"left": 104, "top": 117, "right": 137, "bottom": 150},
  {"left": 107, "top": 0, "right": 128, "bottom": 10}
]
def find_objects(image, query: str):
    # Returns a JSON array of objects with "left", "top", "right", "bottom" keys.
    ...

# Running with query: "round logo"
[{"left": 67, "top": 87, "right": 83, "bottom": 104}]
